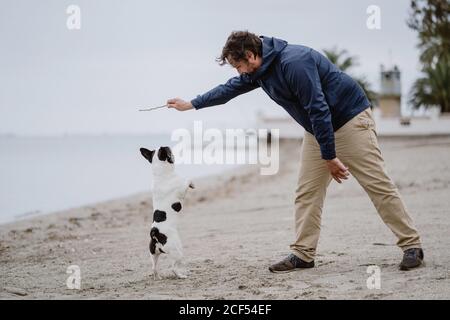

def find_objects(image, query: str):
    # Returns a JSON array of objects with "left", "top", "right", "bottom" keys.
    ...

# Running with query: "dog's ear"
[{"left": 140, "top": 148, "right": 155, "bottom": 163}]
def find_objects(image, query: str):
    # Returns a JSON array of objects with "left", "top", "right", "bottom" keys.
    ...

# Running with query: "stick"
[{"left": 138, "top": 105, "right": 168, "bottom": 112}]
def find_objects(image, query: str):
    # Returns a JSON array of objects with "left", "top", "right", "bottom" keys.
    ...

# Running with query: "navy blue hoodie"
[{"left": 191, "top": 36, "right": 371, "bottom": 160}]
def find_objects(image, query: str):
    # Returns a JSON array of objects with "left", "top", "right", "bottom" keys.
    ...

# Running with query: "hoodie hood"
[
  {"left": 192, "top": 36, "right": 371, "bottom": 162},
  {"left": 246, "top": 35, "right": 288, "bottom": 82}
]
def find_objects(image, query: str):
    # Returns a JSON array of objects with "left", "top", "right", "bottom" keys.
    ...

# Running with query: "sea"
[{"left": 0, "top": 134, "right": 250, "bottom": 224}]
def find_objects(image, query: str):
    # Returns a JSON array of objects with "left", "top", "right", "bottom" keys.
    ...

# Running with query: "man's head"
[{"left": 217, "top": 31, "right": 263, "bottom": 75}]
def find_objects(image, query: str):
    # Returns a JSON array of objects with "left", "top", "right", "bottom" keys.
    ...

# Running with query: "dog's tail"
[{"left": 150, "top": 227, "right": 167, "bottom": 254}]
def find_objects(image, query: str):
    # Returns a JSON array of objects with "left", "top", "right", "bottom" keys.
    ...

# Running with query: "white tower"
[{"left": 379, "top": 65, "right": 402, "bottom": 118}]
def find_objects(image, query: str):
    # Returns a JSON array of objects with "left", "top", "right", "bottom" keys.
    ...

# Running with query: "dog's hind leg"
[
  {"left": 171, "top": 246, "right": 187, "bottom": 279},
  {"left": 151, "top": 253, "right": 161, "bottom": 280}
]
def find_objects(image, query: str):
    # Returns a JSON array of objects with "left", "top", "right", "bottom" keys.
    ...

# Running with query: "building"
[
  {"left": 256, "top": 64, "right": 450, "bottom": 139},
  {"left": 378, "top": 65, "right": 402, "bottom": 118}
]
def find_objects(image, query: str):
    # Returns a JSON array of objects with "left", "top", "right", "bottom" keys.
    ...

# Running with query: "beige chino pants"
[{"left": 290, "top": 108, "right": 422, "bottom": 262}]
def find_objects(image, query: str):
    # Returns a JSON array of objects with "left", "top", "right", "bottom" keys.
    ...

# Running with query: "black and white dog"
[{"left": 140, "top": 146, "right": 194, "bottom": 279}]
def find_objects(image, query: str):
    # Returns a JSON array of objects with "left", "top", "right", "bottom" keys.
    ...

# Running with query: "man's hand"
[
  {"left": 326, "top": 157, "right": 350, "bottom": 183},
  {"left": 167, "top": 98, "right": 194, "bottom": 111}
]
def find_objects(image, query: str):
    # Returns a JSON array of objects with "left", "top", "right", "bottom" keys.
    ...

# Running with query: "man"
[{"left": 167, "top": 31, "right": 424, "bottom": 272}]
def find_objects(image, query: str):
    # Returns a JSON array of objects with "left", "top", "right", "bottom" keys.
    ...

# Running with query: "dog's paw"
[
  {"left": 151, "top": 271, "right": 162, "bottom": 281},
  {"left": 175, "top": 272, "right": 188, "bottom": 279},
  {"left": 172, "top": 269, "right": 188, "bottom": 279}
]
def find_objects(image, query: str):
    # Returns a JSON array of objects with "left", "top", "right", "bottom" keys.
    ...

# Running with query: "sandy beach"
[{"left": 1, "top": 137, "right": 449, "bottom": 300}]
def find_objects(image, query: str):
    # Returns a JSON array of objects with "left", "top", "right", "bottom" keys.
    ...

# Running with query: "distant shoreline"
[
  {"left": 2, "top": 134, "right": 450, "bottom": 226},
  {"left": 0, "top": 134, "right": 247, "bottom": 225}
]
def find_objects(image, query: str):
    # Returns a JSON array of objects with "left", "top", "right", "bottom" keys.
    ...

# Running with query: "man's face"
[{"left": 228, "top": 51, "right": 262, "bottom": 75}]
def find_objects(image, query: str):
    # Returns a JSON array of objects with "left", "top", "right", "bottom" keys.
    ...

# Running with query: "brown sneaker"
[
  {"left": 399, "top": 248, "right": 424, "bottom": 271},
  {"left": 269, "top": 253, "right": 314, "bottom": 273}
]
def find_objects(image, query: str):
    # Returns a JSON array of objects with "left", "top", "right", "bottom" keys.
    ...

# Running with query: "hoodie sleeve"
[
  {"left": 283, "top": 51, "right": 336, "bottom": 160},
  {"left": 191, "top": 75, "right": 260, "bottom": 110}
]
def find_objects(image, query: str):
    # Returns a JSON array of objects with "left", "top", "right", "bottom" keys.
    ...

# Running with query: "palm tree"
[
  {"left": 409, "top": 55, "right": 450, "bottom": 112},
  {"left": 323, "top": 47, "right": 378, "bottom": 108},
  {"left": 407, "top": 0, "right": 450, "bottom": 113}
]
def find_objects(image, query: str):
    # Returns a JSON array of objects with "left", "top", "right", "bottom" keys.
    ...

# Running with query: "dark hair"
[{"left": 216, "top": 31, "right": 262, "bottom": 66}]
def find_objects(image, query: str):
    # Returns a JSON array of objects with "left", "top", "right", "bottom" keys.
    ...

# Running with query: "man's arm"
[
  {"left": 283, "top": 50, "right": 349, "bottom": 183},
  {"left": 167, "top": 75, "right": 259, "bottom": 111}
]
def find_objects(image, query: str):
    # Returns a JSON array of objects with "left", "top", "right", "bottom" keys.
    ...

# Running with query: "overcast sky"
[{"left": 0, "top": 0, "right": 422, "bottom": 136}]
